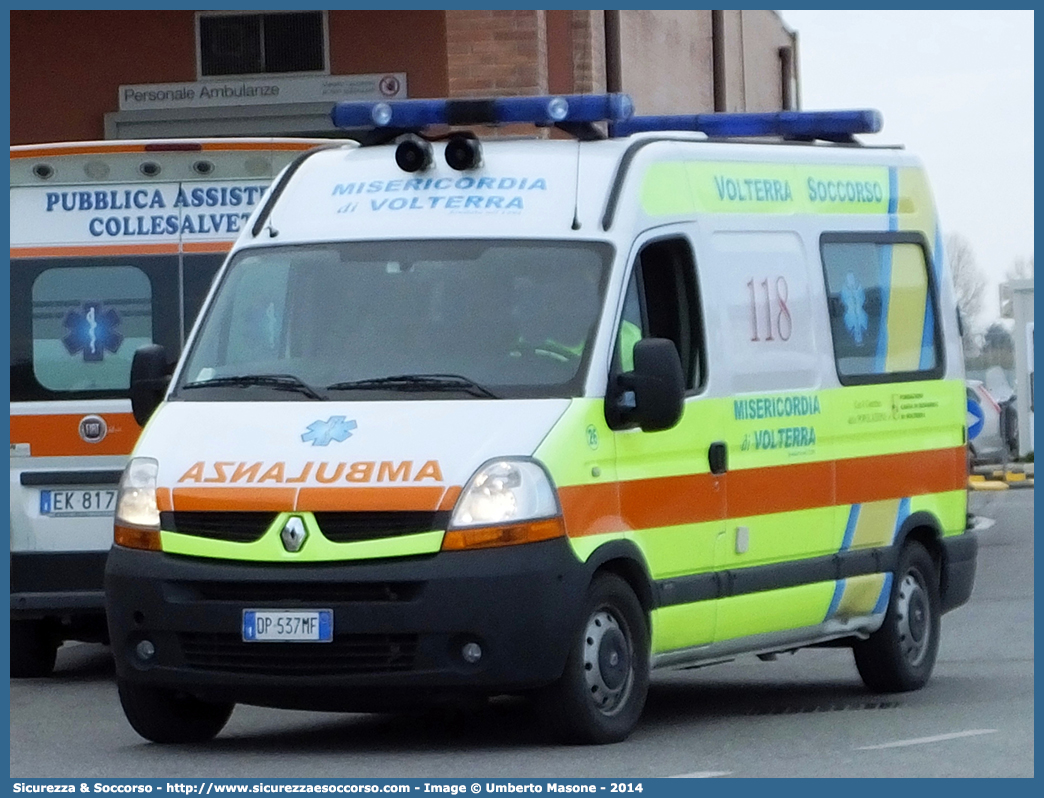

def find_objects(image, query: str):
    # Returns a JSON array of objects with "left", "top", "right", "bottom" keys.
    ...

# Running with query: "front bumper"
[
  {"left": 105, "top": 538, "right": 587, "bottom": 711},
  {"left": 940, "top": 531, "right": 977, "bottom": 613},
  {"left": 11, "top": 551, "right": 108, "bottom": 620}
]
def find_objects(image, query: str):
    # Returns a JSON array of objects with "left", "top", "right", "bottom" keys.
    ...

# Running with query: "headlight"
[
  {"left": 114, "top": 457, "right": 162, "bottom": 551},
  {"left": 444, "top": 459, "right": 564, "bottom": 551},
  {"left": 451, "top": 460, "right": 558, "bottom": 526}
]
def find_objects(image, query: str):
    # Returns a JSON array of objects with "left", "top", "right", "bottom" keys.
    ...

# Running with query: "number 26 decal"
[{"left": 747, "top": 276, "right": 792, "bottom": 342}]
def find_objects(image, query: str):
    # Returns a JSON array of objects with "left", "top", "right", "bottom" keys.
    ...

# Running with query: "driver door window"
[{"left": 613, "top": 236, "right": 703, "bottom": 391}]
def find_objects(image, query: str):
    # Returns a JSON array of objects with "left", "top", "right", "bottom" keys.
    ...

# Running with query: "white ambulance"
[
  {"left": 104, "top": 96, "right": 975, "bottom": 744},
  {"left": 9, "top": 139, "right": 324, "bottom": 676}
]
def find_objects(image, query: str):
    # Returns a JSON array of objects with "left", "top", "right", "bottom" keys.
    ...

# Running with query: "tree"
[
  {"left": 945, "top": 232, "right": 986, "bottom": 328},
  {"left": 1007, "top": 256, "right": 1034, "bottom": 281}
]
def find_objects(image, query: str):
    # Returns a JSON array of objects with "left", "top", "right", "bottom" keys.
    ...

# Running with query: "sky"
[{"left": 778, "top": 10, "right": 1034, "bottom": 330}]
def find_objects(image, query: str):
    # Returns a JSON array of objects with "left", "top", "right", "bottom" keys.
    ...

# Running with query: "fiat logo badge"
[{"left": 78, "top": 415, "right": 108, "bottom": 444}]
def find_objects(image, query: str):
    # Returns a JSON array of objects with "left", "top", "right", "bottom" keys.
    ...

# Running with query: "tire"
[
  {"left": 118, "top": 679, "right": 234, "bottom": 743},
  {"left": 539, "top": 573, "right": 649, "bottom": 744},
  {"left": 11, "top": 620, "right": 58, "bottom": 678},
  {"left": 853, "top": 541, "right": 941, "bottom": 693}
]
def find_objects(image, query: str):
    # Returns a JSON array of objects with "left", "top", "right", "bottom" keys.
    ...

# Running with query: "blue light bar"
[
  {"left": 610, "top": 109, "right": 883, "bottom": 140},
  {"left": 331, "top": 93, "right": 635, "bottom": 130}
]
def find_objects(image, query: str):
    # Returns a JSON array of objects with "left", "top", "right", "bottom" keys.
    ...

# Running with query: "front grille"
[
  {"left": 161, "top": 512, "right": 276, "bottom": 543},
  {"left": 178, "top": 632, "right": 418, "bottom": 675},
  {"left": 313, "top": 511, "right": 450, "bottom": 543},
  {"left": 159, "top": 511, "right": 448, "bottom": 544},
  {"left": 182, "top": 580, "right": 422, "bottom": 603}
]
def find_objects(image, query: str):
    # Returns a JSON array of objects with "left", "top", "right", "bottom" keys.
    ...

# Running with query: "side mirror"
[
  {"left": 129, "top": 344, "right": 169, "bottom": 427},
  {"left": 608, "top": 338, "right": 685, "bottom": 432}
]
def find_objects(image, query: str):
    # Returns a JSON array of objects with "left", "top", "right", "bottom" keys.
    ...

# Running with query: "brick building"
[{"left": 11, "top": 10, "right": 799, "bottom": 144}]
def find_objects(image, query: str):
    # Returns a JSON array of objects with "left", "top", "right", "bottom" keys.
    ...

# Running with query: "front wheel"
[
  {"left": 853, "top": 541, "right": 941, "bottom": 692},
  {"left": 540, "top": 573, "right": 649, "bottom": 744},
  {"left": 118, "top": 679, "right": 234, "bottom": 743}
]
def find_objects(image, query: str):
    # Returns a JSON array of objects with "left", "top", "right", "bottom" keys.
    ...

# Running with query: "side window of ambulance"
[
  {"left": 613, "top": 237, "right": 704, "bottom": 391},
  {"left": 821, "top": 233, "right": 942, "bottom": 384},
  {"left": 11, "top": 256, "right": 181, "bottom": 402},
  {"left": 31, "top": 266, "right": 153, "bottom": 392}
]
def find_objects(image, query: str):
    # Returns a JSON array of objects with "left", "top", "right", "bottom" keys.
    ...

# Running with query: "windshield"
[{"left": 175, "top": 239, "right": 612, "bottom": 401}]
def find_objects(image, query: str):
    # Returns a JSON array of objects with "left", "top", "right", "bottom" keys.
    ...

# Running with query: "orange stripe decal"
[
  {"left": 156, "top": 488, "right": 173, "bottom": 512},
  {"left": 559, "top": 447, "right": 964, "bottom": 537},
  {"left": 11, "top": 243, "right": 182, "bottom": 259},
  {"left": 10, "top": 413, "right": 140, "bottom": 457},
  {"left": 150, "top": 447, "right": 962, "bottom": 526},
  {"left": 727, "top": 460, "right": 834, "bottom": 518},
  {"left": 836, "top": 448, "right": 964, "bottom": 505},
  {"left": 11, "top": 144, "right": 151, "bottom": 159},
  {"left": 558, "top": 481, "right": 621, "bottom": 538},
  {"left": 438, "top": 486, "right": 463, "bottom": 512},
  {"left": 620, "top": 472, "right": 726, "bottom": 532},
  {"left": 181, "top": 241, "right": 234, "bottom": 254},
  {"left": 172, "top": 487, "right": 297, "bottom": 512}
]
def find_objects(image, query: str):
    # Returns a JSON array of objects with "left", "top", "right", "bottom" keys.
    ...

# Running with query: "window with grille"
[{"left": 198, "top": 12, "right": 327, "bottom": 77}]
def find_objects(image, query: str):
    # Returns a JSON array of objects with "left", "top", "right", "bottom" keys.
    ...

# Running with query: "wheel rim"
[
  {"left": 582, "top": 608, "right": 633, "bottom": 716},
  {"left": 896, "top": 571, "right": 931, "bottom": 667}
]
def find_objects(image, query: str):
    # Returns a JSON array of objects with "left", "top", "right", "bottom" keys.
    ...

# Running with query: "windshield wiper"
[
  {"left": 181, "top": 374, "right": 327, "bottom": 401},
  {"left": 326, "top": 373, "right": 499, "bottom": 399}
]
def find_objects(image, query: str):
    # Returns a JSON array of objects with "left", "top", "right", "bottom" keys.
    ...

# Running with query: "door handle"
[{"left": 708, "top": 441, "right": 728, "bottom": 475}]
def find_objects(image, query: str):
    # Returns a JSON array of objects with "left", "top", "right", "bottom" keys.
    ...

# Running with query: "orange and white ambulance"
[{"left": 9, "top": 138, "right": 325, "bottom": 676}]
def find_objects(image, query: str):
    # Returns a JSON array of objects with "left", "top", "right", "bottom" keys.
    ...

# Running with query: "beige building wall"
[
  {"left": 615, "top": 11, "right": 715, "bottom": 115},
  {"left": 442, "top": 9, "right": 796, "bottom": 117},
  {"left": 732, "top": 10, "right": 800, "bottom": 112},
  {"left": 615, "top": 10, "right": 797, "bottom": 115}
]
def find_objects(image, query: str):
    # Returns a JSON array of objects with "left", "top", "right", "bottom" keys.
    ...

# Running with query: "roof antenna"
[{"left": 570, "top": 136, "right": 582, "bottom": 231}]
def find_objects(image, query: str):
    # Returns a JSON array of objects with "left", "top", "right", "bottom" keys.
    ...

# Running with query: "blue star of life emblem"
[
  {"left": 62, "top": 302, "right": 123, "bottom": 362},
  {"left": 840, "top": 272, "right": 869, "bottom": 345},
  {"left": 301, "top": 416, "right": 357, "bottom": 446}
]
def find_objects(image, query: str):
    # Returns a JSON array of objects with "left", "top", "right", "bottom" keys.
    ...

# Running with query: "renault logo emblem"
[{"left": 280, "top": 516, "right": 308, "bottom": 553}]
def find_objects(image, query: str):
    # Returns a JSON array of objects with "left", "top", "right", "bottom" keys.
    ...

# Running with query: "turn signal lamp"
[
  {"left": 331, "top": 93, "right": 636, "bottom": 130},
  {"left": 610, "top": 109, "right": 883, "bottom": 140}
]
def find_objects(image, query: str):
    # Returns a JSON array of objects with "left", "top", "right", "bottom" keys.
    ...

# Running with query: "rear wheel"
[
  {"left": 540, "top": 573, "right": 649, "bottom": 744},
  {"left": 11, "top": 620, "right": 58, "bottom": 678},
  {"left": 118, "top": 679, "right": 234, "bottom": 743},
  {"left": 853, "top": 541, "right": 940, "bottom": 692}
]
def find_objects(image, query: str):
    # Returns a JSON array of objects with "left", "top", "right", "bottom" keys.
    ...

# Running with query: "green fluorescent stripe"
[
  {"left": 641, "top": 162, "right": 891, "bottom": 216},
  {"left": 545, "top": 381, "right": 965, "bottom": 484},
  {"left": 715, "top": 581, "right": 837, "bottom": 641},
  {"left": 160, "top": 522, "right": 445, "bottom": 562}
]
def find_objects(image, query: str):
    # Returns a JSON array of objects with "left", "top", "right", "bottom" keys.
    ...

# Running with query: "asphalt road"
[{"left": 10, "top": 489, "right": 1033, "bottom": 779}]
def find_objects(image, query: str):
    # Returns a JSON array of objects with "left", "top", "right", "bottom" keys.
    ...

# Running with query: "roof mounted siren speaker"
[
  {"left": 394, "top": 134, "right": 434, "bottom": 173},
  {"left": 445, "top": 136, "right": 482, "bottom": 171}
]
